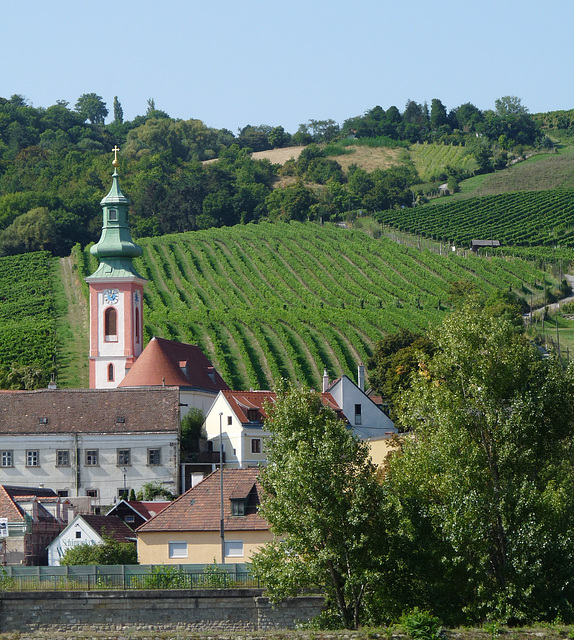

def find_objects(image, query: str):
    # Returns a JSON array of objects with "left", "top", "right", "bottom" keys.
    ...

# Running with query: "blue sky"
[{"left": 3, "top": 0, "right": 573, "bottom": 134}]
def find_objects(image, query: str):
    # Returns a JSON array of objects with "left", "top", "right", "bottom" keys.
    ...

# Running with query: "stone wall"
[{"left": 0, "top": 589, "right": 324, "bottom": 634}]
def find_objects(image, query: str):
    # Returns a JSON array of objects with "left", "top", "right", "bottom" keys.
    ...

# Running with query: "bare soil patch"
[{"left": 330, "top": 146, "right": 405, "bottom": 173}]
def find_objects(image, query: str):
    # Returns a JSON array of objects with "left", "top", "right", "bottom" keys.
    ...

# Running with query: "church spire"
[{"left": 88, "top": 146, "right": 144, "bottom": 279}]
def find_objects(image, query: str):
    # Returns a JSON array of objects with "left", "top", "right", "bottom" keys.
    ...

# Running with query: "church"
[{"left": 0, "top": 150, "right": 229, "bottom": 505}]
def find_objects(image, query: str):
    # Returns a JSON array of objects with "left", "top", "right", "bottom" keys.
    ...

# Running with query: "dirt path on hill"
[{"left": 57, "top": 255, "right": 89, "bottom": 387}]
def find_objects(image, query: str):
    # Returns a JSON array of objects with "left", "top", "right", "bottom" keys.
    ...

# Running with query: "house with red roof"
[
  {"left": 137, "top": 468, "right": 270, "bottom": 565},
  {"left": 0, "top": 485, "right": 71, "bottom": 565},
  {"left": 202, "top": 390, "right": 347, "bottom": 469},
  {"left": 47, "top": 513, "right": 136, "bottom": 566},
  {"left": 105, "top": 499, "right": 170, "bottom": 529}
]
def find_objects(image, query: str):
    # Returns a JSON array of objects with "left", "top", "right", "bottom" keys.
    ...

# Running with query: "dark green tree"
[
  {"left": 113, "top": 96, "right": 123, "bottom": 124},
  {"left": 384, "top": 305, "right": 574, "bottom": 624},
  {"left": 251, "top": 382, "right": 387, "bottom": 629},
  {"left": 74, "top": 93, "right": 108, "bottom": 125}
]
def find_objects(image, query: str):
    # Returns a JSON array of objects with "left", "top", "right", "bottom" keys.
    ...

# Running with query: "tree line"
[{"left": 0, "top": 93, "right": 553, "bottom": 257}]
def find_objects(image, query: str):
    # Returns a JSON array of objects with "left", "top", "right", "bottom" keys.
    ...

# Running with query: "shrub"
[{"left": 399, "top": 608, "right": 443, "bottom": 640}]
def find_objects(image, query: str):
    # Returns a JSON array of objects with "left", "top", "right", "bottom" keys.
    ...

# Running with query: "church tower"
[{"left": 86, "top": 147, "right": 146, "bottom": 388}]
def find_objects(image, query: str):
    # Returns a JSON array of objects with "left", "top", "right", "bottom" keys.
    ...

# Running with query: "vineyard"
[
  {"left": 0, "top": 252, "right": 58, "bottom": 375},
  {"left": 409, "top": 143, "right": 477, "bottom": 181},
  {"left": 378, "top": 188, "right": 574, "bottom": 248},
  {"left": 78, "top": 222, "right": 556, "bottom": 390}
]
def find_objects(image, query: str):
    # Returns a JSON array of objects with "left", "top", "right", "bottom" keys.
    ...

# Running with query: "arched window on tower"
[
  {"left": 108, "top": 363, "right": 114, "bottom": 382},
  {"left": 135, "top": 306, "right": 140, "bottom": 343},
  {"left": 105, "top": 307, "right": 117, "bottom": 342}
]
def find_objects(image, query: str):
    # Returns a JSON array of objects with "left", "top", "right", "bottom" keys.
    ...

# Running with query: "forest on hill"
[{"left": 0, "top": 93, "right": 563, "bottom": 258}]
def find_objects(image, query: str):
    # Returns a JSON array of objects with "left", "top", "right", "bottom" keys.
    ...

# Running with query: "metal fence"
[{"left": 0, "top": 563, "right": 260, "bottom": 592}]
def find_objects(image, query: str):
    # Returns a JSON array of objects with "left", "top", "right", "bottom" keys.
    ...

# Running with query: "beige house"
[{"left": 137, "top": 468, "right": 271, "bottom": 565}]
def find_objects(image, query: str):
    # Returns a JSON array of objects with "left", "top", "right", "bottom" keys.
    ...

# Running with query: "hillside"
[{"left": 68, "top": 222, "right": 556, "bottom": 391}]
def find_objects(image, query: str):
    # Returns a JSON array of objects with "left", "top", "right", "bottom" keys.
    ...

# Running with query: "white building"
[
  {"left": 47, "top": 513, "right": 135, "bottom": 566},
  {"left": 0, "top": 387, "right": 181, "bottom": 505}
]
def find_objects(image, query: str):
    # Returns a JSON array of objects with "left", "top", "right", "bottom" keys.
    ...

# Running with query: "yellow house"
[{"left": 137, "top": 468, "right": 272, "bottom": 565}]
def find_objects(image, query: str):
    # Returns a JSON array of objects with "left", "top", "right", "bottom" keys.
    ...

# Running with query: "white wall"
[
  {"left": 47, "top": 515, "right": 102, "bottom": 566},
  {"left": 0, "top": 433, "right": 179, "bottom": 504}
]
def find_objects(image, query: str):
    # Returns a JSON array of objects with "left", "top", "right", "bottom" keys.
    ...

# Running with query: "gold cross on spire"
[{"left": 112, "top": 145, "right": 120, "bottom": 167}]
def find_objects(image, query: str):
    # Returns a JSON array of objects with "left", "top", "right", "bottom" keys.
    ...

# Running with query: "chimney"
[
  {"left": 322, "top": 368, "right": 329, "bottom": 393},
  {"left": 357, "top": 364, "right": 365, "bottom": 391}
]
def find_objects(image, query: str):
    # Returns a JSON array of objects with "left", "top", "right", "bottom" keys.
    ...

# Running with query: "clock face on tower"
[{"left": 103, "top": 289, "right": 119, "bottom": 305}]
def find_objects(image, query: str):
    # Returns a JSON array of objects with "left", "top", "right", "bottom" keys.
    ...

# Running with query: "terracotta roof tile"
[
  {"left": 81, "top": 514, "right": 136, "bottom": 541},
  {"left": 0, "top": 486, "right": 25, "bottom": 521},
  {"left": 137, "top": 468, "right": 268, "bottom": 533},
  {"left": 222, "top": 390, "right": 347, "bottom": 424},
  {"left": 0, "top": 388, "right": 180, "bottom": 435},
  {"left": 119, "top": 337, "right": 230, "bottom": 391}
]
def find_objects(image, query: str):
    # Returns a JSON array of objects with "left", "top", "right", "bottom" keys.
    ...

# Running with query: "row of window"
[
  {"left": 168, "top": 539, "right": 244, "bottom": 559},
  {"left": 0, "top": 448, "right": 162, "bottom": 468}
]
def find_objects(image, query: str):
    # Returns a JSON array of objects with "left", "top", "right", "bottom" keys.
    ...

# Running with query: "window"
[
  {"left": 105, "top": 307, "right": 117, "bottom": 341},
  {"left": 38, "top": 417, "right": 48, "bottom": 425},
  {"left": 251, "top": 438, "right": 261, "bottom": 454},
  {"left": 86, "top": 489, "right": 98, "bottom": 498},
  {"left": 107, "top": 363, "right": 114, "bottom": 382},
  {"left": 117, "top": 488, "right": 129, "bottom": 499},
  {"left": 148, "top": 448, "right": 161, "bottom": 465},
  {"left": 57, "top": 490, "right": 69, "bottom": 498},
  {"left": 225, "top": 540, "right": 244, "bottom": 558},
  {"left": 108, "top": 208, "right": 118, "bottom": 221},
  {"left": 1, "top": 451, "right": 13, "bottom": 467},
  {"left": 26, "top": 450, "right": 39, "bottom": 467},
  {"left": 85, "top": 450, "right": 99, "bottom": 466},
  {"left": 75, "top": 530, "right": 82, "bottom": 539},
  {"left": 117, "top": 449, "right": 130, "bottom": 466},
  {"left": 125, "top": 515, "right": 135, "bottom": 524},
  {"left": 227, "top": 416, "right": 232, "bottom": 426},
  {"left": 135, "top": 307, "right": 140, "bottom": 343},
  {"left": 168, "top": 541, "right": 188, "bottom": 559},
  {"left": 56, "top": 450, "right": 70, "bottom": 467},
  {"left": 231, "top": 499, "right": 246, "bottom": 516},
  {"left": 354, "top": 403, "right": 362, "bottom": 425}
]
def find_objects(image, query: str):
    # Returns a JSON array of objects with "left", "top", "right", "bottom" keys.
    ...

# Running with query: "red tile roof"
[
  {"left": 0, "top": 388, "right": 180, "bottom": 435},
  {"left": 137, "top": 468, "right": 268, "bottom": 533},
  {"left": 81, "top": 514, "right": 136, "bottom": 541},
  {"left": 127, "top": 501, "right": 170, "bottom": 520},
  {"left": 221, "top": 390, "right": 346, "bottom": 424},
  {"left": 119, "top": 337, "right": 230, "bottom": 391},
  {"left": 0, "top": 486, "right": 26, "bottom": 521}
]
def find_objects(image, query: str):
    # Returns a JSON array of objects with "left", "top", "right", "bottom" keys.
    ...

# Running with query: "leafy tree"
[
  {"left": 0, "top": 207, "right": 57, "bottom": 255},
  {"left": 430, "top": 98, "right": 448, "bottom": 131},
  {"left": 113, "top": 96, "right": 123, "bottom": 124},
  {"left": 383, "top": 305, "right": 574, "bottom": 624},
  {"left": 74, "top": 93, "right": 108, "bottom": 125},
  {"left": 494, "top": 95, "right": 528, "bottom": 117},
  {"left": 251, "top": 382, "right": 386, "bottom": 629},
  {"left": 181, "top": 407, "right": 205, "bottom": 454},
  {"left": 265, "top": 182, "right": 315, "bottom": 221},
  {"left": 268, "top": 126, "right": 290, "bottom": 148},
  {"left": 136, "top": 481, "right": 175, "bottom": 501},
  {"left": 60, "top": 533, "right": 138, "bottom": 565},
  {"left": 367, "top": 329, "right": 434, "bottom": 423}
]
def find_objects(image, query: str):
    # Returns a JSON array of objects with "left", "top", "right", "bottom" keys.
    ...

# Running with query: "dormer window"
[
  {"left": 247, "top": 409, "right": 259, "bottom": 423},
  {"left": 231, "top": 499, "right": 246, "bottom": 516}
]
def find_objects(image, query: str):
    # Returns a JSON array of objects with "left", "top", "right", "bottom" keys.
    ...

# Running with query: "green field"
[
  {"left": 378, "top": 188, "right": 574, "bottom": 248},
  {"left": 75, "top": 222, "right": 559, "bottom": 390},
  {"left": 0, "top": 252, "right": 59, "bottom": 376}
]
